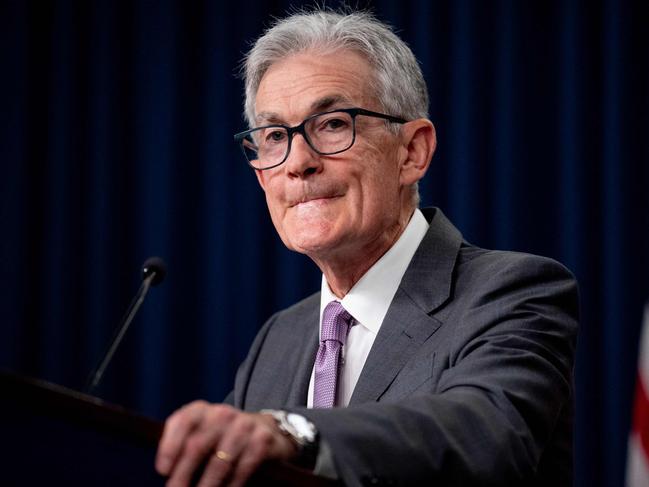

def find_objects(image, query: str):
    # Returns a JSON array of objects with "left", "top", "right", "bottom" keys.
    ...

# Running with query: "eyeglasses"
[{"left": 233, "top": 108, "right": 407, "bottom": 170}]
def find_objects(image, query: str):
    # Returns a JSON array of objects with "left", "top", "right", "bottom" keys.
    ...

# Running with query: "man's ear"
[
  {"left": 398, "top": 119, "right": 436, "bottom": 187},
  {"left": 255, "top": 168, "right": 267, "bottom": 192}
]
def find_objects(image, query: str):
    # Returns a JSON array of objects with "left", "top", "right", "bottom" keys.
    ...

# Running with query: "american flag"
[{"left": 627, "top": 304, "right": 649, "bottom": 486}]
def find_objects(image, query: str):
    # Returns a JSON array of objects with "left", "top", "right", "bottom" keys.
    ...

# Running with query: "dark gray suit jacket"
[{"left": 228, "top": 208, "right": 579, "bottom": 487}]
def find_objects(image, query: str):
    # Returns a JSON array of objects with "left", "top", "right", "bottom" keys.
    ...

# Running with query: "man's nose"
[{"left": 284, "top": 133, "right": 323, "bottom": 178}]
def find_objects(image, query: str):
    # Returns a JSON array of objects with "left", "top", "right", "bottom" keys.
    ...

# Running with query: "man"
[{"left": 156, "top": 10, "right": 578, "bottom": 487}]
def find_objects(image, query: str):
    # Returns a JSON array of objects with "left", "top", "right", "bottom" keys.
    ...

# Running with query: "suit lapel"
[
  {"left": 286, "top": 307, "right": 319, "bottom": 407},
  {"left": 349, "top": 208, "right": 463, "bottom": 405},
  {"left": 349, "top": 289, "right": 441, "bottom": 403}
]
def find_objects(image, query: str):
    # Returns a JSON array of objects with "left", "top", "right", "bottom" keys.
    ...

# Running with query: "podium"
[{"left": 1, "top": 370, "right": 338, "bottom": 486}]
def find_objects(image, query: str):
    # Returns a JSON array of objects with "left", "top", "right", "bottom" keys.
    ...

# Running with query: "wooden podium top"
[
  {"left": 1, "top": 370, "right": 339, "bottom": 486},
  {"left": 2, "top": 369, "right": 163, "bottom": 443}
]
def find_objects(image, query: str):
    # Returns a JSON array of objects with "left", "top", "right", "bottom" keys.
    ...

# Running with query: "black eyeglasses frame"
[{"left": 233, "top": 107, "right": 408, "bottom": 170}]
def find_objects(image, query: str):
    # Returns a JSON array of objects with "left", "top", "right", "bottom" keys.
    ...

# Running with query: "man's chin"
[
  {"left": 276, "top": 213, "right": 347, "bottom": 256},
  {"left": 284, "top": 233, "right": 343, "bottom": 258}
]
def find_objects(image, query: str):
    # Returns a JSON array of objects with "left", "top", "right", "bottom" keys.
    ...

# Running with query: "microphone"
[
  {"left": 142, "top": 256, "right": 167, "bottom": 286},
  {"left": 85, "top": 257, "right": 167, "bottom": 395}
]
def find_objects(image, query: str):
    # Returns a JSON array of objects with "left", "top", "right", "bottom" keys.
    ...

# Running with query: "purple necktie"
[{"left": 314, "top": 301, "right": 352, "bottom": 408}]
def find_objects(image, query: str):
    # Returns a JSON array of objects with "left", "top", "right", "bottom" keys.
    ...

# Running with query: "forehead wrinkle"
[
  {"left": 309, "top": 94, "right": 354, "bottom": 113},
  {"left": 255, "top": 52, "right": 375, "bottom": 126},
  {"left": 256, "top": 94, "right": 356, "bottom": 126}
]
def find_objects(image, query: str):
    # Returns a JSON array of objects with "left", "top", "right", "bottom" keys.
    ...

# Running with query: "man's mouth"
[
  {"left": 288, "top": 191, "right": 342, "bottom": 208},
  {"left": 295, "top": 196, "right": 336, "bottom": 206}
]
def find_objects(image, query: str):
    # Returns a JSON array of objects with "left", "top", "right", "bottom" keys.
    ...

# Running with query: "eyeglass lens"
[{"left": 242, "top": 111, "right": 355, "bottom": 169}]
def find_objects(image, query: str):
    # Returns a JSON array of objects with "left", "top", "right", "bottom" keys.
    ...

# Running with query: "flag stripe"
[
  {"left": 628, "top": 434, "right": 649, "bottom": 487},
  {"left": 628, "top": 303, "right": 649, "bottom": 486},
  {"left": 634, "top": 374, "right": 649, "bottom": 459}
]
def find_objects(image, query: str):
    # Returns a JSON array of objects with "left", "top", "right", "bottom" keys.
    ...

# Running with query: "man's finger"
[
  {"left": 195, "top": 414, "right": 255, "bottom": 487},
  {"left": 227, "top": 425, "right": 277, "bottom": 487},
  {"left": 195, "top": 448, "right": 236, "bottom": 487},
  {"left": 156, "top": 400, "right": 208, "bottom": 475},
  {"left": 166, "top": 428, "right": 224, "bottom": 487}
]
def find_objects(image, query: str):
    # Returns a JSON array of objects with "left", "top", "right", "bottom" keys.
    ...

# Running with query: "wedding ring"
[{"left": 215, "top": 450, "right": 232, "bottom": 463}]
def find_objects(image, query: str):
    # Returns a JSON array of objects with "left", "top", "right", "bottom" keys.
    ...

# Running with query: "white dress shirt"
[{"left": 307, "top": 209, "right": 429, "bottom": 407}]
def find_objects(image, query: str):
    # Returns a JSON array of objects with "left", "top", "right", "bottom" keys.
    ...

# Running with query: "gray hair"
[{"left": 242, "top": 9, "right": 429, "bottom": 128}]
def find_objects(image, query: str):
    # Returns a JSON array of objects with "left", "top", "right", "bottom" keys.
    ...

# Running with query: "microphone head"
[{"left": 142, "top": 256, "right": 167, "bottom": 286}]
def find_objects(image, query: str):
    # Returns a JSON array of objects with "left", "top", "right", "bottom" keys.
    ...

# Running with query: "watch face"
[{"left": 287, "top": 413, "right": 316, "bottom": 442}]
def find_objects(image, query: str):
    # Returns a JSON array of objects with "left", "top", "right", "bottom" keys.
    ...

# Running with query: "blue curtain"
[{"left": 1, "top": 1, "right": 647, "bottom": 486}]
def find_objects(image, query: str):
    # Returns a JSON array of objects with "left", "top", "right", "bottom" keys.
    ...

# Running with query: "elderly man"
[{"left": 156, "top": 10, "right": 578, "bottom": 487}]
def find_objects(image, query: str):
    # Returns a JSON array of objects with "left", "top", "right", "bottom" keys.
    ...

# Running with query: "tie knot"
[{"left": 321, "top": 301, "right": 352, "bottom": 344}]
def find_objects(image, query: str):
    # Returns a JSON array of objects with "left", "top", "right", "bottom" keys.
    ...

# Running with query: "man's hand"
[{"left": 155, "top": 401, "right": 298, "bottom": 487}]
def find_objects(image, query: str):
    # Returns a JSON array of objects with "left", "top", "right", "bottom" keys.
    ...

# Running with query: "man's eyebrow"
[
  {"left": 255, "top": 111, "right": 282, "bottom": 125},
  {"left": 309, "top": 95, "right": 352, "bottom": 112},
  {"left": 254, "top": 95, "right": 353, "bottom": 125}
]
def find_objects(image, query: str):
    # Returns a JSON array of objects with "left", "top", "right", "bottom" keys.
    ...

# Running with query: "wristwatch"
[{"left": 261, "top": 409, "right": 319, "bottom": 468}]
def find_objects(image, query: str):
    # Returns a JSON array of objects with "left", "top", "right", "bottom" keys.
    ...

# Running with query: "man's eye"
[
  {"left": 265, "top": 130, "right": 287, "bottom": 143},
  {"left": 321, "top": 118, "right": 348, "bottom": 131},
  {"left": 243, "top": 137, "right": 258, "bottom": 151}
]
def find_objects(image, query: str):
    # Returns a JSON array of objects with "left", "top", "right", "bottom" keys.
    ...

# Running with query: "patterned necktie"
[{"left": 314, "top": 301, "right": 352, "bottom": 408}]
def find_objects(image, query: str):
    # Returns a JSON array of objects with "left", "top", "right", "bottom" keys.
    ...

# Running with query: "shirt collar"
[{"left": 320, "top": 208, "right": 429, "bottom": 335}]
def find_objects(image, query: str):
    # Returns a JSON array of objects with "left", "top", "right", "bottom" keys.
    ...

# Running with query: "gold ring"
[{"left": 215, "top": 450, "right": 232, "bottom": 463}]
